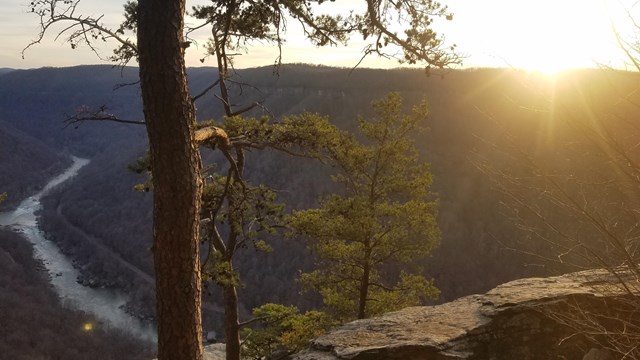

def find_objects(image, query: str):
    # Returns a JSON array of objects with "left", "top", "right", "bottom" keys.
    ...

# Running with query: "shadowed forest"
[
  {"left": 1, "top": 64, "right": 639, "bottom": 357},
  {"left": 0, "top": 229, "right": 154, "bottom": 359}
]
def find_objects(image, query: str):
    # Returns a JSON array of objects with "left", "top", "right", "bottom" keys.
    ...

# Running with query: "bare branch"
[
  {"left": 192, "top": 79, "right": 221, "bottom": 103},
  {"left": 24, "top": 0, "right": 138, "bottom": 62},
  {"left": 113, "top": 80, "right": 141, "bottom": 91},
  {"left": 64, "top": 105, "right": 145, "bottom": 127}
]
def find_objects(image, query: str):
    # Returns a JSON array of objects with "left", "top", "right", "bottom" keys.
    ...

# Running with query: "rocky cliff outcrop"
[
  {"left": 293, "top": 269, "right": 634, "bottom": 360},
  {"left": 203, "top": 344, "right": 226, "bottom": 359}
]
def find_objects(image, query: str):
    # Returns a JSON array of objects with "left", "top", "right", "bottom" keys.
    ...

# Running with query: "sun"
[
  {"left": 453, "top": 0, "right": 633, "bottom": 74},
  {"left": 517, "top": 55, "right": 582, "bottom": 76},
  {"left": 502, "top": 1, "right": 618, "bottom": 74}
]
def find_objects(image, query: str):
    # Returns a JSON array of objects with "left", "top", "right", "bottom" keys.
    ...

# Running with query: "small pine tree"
[
  {"left": 291, "top": 93, "right": 441, "bottom": 321},
  {"left": 241, "top": 303, "right": 332, "bottom": 359}
]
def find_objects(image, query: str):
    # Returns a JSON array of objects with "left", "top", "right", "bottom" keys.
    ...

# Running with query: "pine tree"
[{"left": 292, "top": 93, "right": 441, "bottom": 321}]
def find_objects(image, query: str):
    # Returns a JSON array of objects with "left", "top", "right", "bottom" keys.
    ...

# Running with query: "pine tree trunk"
[
  {"left": 223, "top": 283, "right": 241, "bottom": 360},
  {"left": 357, "top": 261, "right": 370, "bottom": 319},
  {"left": 137, "top": 0, "right": 203, "bottom": 359},
  {"left": 358, "top": 242, "right": 372, "bottom": 319}
]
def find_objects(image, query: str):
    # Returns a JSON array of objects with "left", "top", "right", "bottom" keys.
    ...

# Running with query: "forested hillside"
[
  {"left": 0, "top": 66, "right": 144, "bottom": 157},
  {"left": 0, "top": 119, "right": 69, "bottom": 210},
  {"left": 2, "top": 64, "right": 638, "bottom": 337},
  {"left": 0, "top": 229, "right": 154, "bottom": 359}
]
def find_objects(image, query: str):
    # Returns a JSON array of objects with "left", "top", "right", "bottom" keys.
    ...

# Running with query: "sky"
[{"left": 1, "top": 0, "right": 639, "bottom": 72}]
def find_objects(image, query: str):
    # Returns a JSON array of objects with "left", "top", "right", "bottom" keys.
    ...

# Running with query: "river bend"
[{"left": 0, "top": 156, "right": 157, "bottom": 343}]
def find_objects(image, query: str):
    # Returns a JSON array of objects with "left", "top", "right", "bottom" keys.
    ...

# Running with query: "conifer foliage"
[{"left": 292, "top": 93, "right": 441, "bottom": 321}]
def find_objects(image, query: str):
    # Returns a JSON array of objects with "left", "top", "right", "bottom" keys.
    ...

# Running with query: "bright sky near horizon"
[{"left": 1, "top": 0, "right": 639, "bottom": 72}]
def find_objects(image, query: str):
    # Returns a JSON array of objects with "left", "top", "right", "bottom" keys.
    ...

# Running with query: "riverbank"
[
  {"left": 0, "top": 228, "right": 155, "bottom": 359},
  {"left": 0, "top": 157, "right": 157, "bottom": 342}
]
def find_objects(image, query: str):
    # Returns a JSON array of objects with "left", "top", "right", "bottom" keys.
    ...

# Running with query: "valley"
[
  {"left": 0, "top": 157, "right": 157, "bottom": 342},
  {"left": 1, "top": 64, "right": 638, "bottom": 356}
]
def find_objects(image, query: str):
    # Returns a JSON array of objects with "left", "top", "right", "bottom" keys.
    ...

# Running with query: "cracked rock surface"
[{"left": 293, "top": 269, "right": 627, "bottom": 360}]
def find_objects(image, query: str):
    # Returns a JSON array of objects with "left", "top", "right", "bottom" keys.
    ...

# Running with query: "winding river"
[{"left": 0, "top": 156, "right": 157, "bottom": 343}]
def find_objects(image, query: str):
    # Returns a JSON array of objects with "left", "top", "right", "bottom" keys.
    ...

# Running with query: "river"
[{"left": 0, "top": 156, "right": 157, "bottom": 343}]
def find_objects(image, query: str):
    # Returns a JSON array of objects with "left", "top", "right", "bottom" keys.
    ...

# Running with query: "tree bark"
[
  {"left": 223, "top": 282, "right": 241, "bottom": 360},
  {"left": 358, "top": 239, "right": 374, "bottom": 319},
  {"left": 137, "top": 0, "right": 203, "bottom": 359},
  {"left": 358, "top": 260, "right": 370, "bottom": 319}
]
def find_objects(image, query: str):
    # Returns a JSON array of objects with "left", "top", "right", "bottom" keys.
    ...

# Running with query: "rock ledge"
[{"left": 293, "top": 269, "right": 630, "bottom": 360}]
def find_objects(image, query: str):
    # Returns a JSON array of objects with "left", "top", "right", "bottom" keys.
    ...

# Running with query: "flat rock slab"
[
  {"left": 203, "top": 343, "right": 225, "bottom": 360},
  {"left": 153, "top": 344, "right": 225, "bottom": 360},
  {"left": 294, "top": 269, "right": 628, "bottom": 360}
]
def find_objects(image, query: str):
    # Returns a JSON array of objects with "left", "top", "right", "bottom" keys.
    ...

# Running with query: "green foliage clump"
[
  {"left": 291, "top": 92, "right": 441, "bottom": 322},
  {"left": 127, "top": 152, "right": 153, "bottom": 192},
  {"left": 241, "top": 303, "right": 332, "bottom": 359},
  {"left": 198, "top": 113, "right": 348, "bottom": 160}
]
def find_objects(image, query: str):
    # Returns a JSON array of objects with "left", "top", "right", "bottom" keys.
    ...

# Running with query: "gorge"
[
  {"left": 1, "top": 65, "right": 639, "bottom": 357},
  {"left": 0, "top": 157, "right": 157, "bottom": 343}
]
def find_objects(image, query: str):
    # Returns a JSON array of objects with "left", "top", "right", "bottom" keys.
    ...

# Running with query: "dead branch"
[
  {"left": 192, "top": 79, "right": 221, "bottom": 103},
  {"left": 195, "top": 126, "right": 244, "bottom": 186},
  {"left": 64, "top": 105, "right": 145, "bottom": 127},
  {"left": 24, "top": 0, "right": 137, "bottom": 63}
]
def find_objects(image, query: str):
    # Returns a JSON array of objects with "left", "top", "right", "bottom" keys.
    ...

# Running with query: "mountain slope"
[
  {"left": 0, "top": 229, "right": 153, "bottom": 359},
  {"left": 0, "top": 119, "right": 70, "bottom": 210},
  {"left": 3, "top": 65, "right": 638, "bottom": 336}
]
